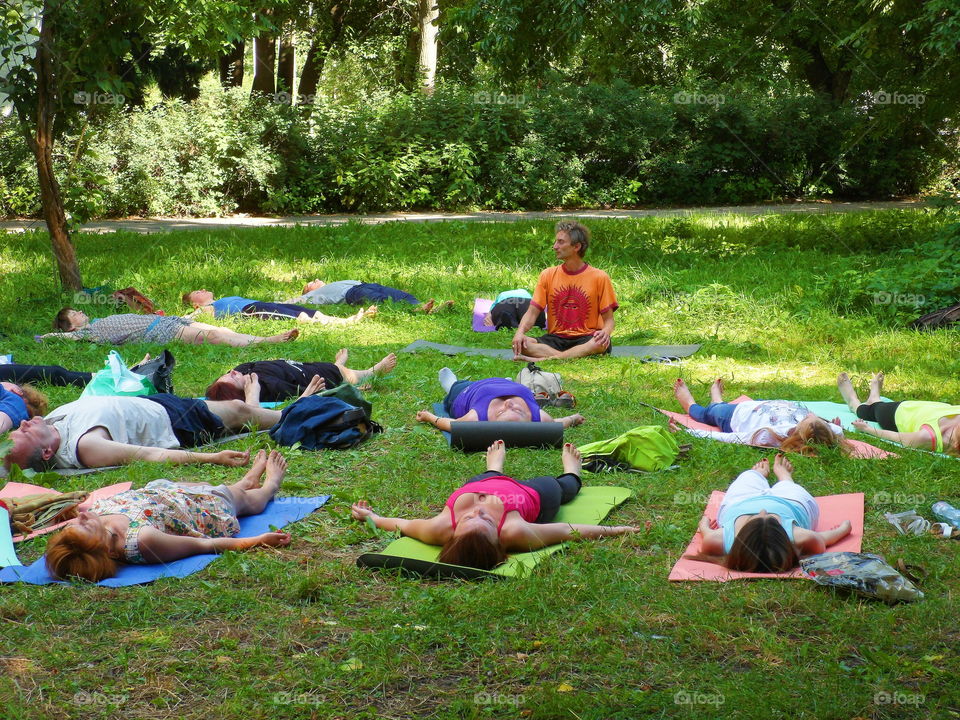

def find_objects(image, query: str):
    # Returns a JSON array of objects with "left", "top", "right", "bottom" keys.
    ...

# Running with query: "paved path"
[{"left": 0, "top": 200, "right": 923, "bottom": 234}]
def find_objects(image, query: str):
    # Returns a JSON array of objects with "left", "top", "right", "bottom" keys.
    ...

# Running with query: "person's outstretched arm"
[
  {"left": 351, "top": 501, "right": 450, "bottom": 545},
  {"left": 77, "top": 435, "right": 249, "bottom": 468},
  {"left": 416, "top": 409, "right": 479, "bottom": 432},
  {"left": 137, "top": 526, "right": 290, "bottom": 563},
  {"left": 795, "top": 521, "right": 852, "bottom": 556},
  {"left": 851, "top": 420, "right": 934, "bottom": 449},
  {"left": 502, "top": 521, "right": 640, "bottom": 551},
  {"left": 35, "top": 331, "right": 81, "bottom": 341},
  {"left": 697, "top": 516, "right": 724, "bottom": 555}
]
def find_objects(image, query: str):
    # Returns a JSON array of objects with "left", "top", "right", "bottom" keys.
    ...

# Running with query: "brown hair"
[
  {"left": 205, "top": 380, "right": 244, "bottom": 401},
  {"left": 777, "top": 417, "right": 849, "bottom": 457},
  {"left": 45, "top": 526, "right": 118, "bottom": 581},
  {"left": 438, "top": 528, "right": 508, "bottom": 570},
  {"left": 53, "top": 307, "right": 76, "bottom": 331},
  {"left": 182, "top": 291, "right": 197, "bottom": 307},
  {"left": 726, "top": 516, "right": 799, "bottom": 573},
  {"left": 18, "top": 384, "right": 48, "bottom": 417},
  {"left": 555, "top": 221, "right": 591, "bottom": 257}
]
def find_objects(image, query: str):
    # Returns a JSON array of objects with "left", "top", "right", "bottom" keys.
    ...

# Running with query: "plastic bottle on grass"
[{"left": 931, "top": 502, "right": 960, "bottom": 538}]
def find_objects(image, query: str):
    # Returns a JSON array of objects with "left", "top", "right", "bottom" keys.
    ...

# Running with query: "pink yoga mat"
[
  {"left": 661, "top": 395, "right": 894, "bottom": 459},
  {"left": 0, "top": 482, "right": 131, "bottom": 541},
  {"left": 668, "top": 490, "right": 865, "bottom": 581},
  {"left": 472, "top": 298, "right": 496, "bottom": 332}
]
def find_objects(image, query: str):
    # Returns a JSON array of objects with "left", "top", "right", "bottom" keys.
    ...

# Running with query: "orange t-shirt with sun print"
[{"left": 531, "top": 264, "right": 618, "bottom": 337}]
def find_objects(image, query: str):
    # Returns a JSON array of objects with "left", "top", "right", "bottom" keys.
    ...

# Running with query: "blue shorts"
[{"left": 142, "top": 394, "right": 227, "bottom": 447}]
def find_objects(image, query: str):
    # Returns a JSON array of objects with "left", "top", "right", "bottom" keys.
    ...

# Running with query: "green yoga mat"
[{"left": 357, "top": 485, "right": 633, "bottom": 580}]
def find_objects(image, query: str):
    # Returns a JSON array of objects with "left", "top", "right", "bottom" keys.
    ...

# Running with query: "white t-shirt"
[
  {"left": 686, "top": 400, "right": 843, "bottom": 446},
  {"left": 46, "top": 396, "right": 180, "bottom": 468}
]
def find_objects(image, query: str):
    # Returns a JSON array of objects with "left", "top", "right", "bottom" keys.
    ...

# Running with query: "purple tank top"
[{"left": 452, "top": 378, "right": 541, "bottom": 421}]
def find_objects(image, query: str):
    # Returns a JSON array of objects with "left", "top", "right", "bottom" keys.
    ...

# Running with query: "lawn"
[{"left": 0, "top": 211, "right": 958, "bottom": 720}]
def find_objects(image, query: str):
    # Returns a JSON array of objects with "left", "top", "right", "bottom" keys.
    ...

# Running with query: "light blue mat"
[
  {"left": 0, "top": 495, "right": 329, "bottom": 586},
  {"left": 0, "top": 507, "right": 21, "bottom": 567}
]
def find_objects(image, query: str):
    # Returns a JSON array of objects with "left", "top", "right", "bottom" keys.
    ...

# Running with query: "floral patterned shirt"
[{"left": 89, "top": 480, "right": 239, "bottom": 563}]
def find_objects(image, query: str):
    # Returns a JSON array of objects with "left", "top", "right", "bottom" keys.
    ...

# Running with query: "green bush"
[{"left": 0, "top": 78, "right": 953, "bottom": 218}]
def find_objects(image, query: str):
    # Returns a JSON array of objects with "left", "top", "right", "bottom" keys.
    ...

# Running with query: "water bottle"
[{"left": 931, "top": 502, "right": 960, "bottom": 530}]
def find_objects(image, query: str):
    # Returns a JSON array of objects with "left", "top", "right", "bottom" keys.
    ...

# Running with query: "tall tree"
[
  {"left": 218, "top": 40, "right": 245, "bottom": 87},
  {"left": 252, "top": 33, "right": 277, "bottom": 95},
  {"left": 277, "top": 29, "right": 295, "bottom": 101},
  {"left": 417, "top": 0, "right": 439, "bottom": 92},
  {"left": 0, "top": 0, "right": 269, "bottom": 290}
]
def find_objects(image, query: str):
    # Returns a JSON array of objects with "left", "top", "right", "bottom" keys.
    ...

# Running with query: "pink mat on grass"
[
  {"left": 661, "top": 395, "right": 895, "bottom": 459},
  {"left": 472, "top": 298, "right": 496, "bottom": 332},
  {"left": 0, "top": 482, "right": 131, "bottom": 541},
  {"left": 668, "top": 490, "right": 864, "bottom": 581}
]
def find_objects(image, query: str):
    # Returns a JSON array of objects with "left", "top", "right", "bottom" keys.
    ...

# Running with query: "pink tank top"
[{"left": 446, "top": 476, "right": 541, "bottom": 533}]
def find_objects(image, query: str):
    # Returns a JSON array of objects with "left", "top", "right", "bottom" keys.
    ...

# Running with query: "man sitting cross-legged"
[
  {"left": 512, "top": 221, "right": 618, "bottom": 361},
  {"left": 3, "top": 375, "right": 323, "bottom": 471}
]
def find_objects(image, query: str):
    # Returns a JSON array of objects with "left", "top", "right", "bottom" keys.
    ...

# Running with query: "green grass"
[{"left": 1, "top": 210, "right": 959, "bottom": 719}]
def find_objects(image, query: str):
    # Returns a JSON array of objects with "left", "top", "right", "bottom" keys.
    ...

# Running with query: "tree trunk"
[
  {"left": 298, "top": 4, "right": 346, "bottom": 103},
  {"left": 417, "top": 0, "right": 439, "bottom": 93},
  {"left": 218, "top": 40, "right": 245, "bottom": 87},
  {"left": 252, "top": 34, "right": 276, "bottom": 96},
  {"left": 277, "top": 32, "right": 294, "bottom": 103},
  {"left": 33, "top": 0, "right": 82, "bottom": 291}
]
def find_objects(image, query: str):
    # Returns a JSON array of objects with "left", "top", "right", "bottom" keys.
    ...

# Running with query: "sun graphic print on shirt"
[{"left": 550, "top": 285, "right": 593, "bottom": 334}]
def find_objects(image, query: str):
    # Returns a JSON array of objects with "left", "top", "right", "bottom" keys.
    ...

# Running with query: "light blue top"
[
  {"left": 211, "top": 296, "right": 255, "bottom": 317},
  {"left": 719, "top": 496, "right": 810, "bottom": 554},
  {"left": 495, "top": 289, "right": 533, "bottom": 304}
]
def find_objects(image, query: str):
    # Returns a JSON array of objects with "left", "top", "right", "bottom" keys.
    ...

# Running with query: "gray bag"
[{"left": 516, "top": 362, "right": 563, "bottom": 398}]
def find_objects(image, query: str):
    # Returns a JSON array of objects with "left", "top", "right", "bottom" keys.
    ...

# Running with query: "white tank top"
[{"left": 46, "top": 396, "right": 180, "bottom": 468}]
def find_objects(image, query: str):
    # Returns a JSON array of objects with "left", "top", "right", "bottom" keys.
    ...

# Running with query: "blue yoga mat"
[{"left": 0, "top": 495, "right": 329, "bottom": 587}]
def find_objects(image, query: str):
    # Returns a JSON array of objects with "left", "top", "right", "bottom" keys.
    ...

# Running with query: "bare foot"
[
  {"left": 239, "top": 449, "right": 268, "bottom": 489},
  {"left": 867, "top": 371, "right": 885, "bottom": 404},
  {"left": 482, "top": 312, "right": 494, "bottom": 327},
  {"left": 300, "top": 374, "right": 325, "bottom": 398},
  {"left": 265, "top": 329, "right": 298, "bottom": 343},
  {"left": 486, "top": 439, "right": 506, "bottom": 472},
  {"left": 372, "top": 353, "right": 397, "bottom": 376},
  {"left": 244, "top": 373, "right": 261, "bottom": 404},
  {"left": 751, "top": 457, "right": 770, "bottom": 478},
  {"left": 772, "top": 452, "right": 794, "bottom": 482},
  {"left": 561, "top": 442, "right": 582, "bottom": 475},
  {"left": 264, "top": 449, "right": 287, "bottom": 491},
  {"left": 136, "top": 353, "right": 151, "bottom": 366},
  {"left": 673, "top": 378, "right": 696, "bottom": 412},
  {"left": 709, "top": 377, "right": 725, "bottom": 404},
  {"left": 435, "top": 300, "right": 454, "bottom": 313},
  {"left": 335, "top": 348, "right": 349, "bottom": 366},
  {"left": 417, "top": 299, "right": 436, "bottom": 314},
  {"left": 513, "top": 353, "right": 540, "bottom": 362},
  {"left": 362, "top": 305, "right": 378, "bottom": 319},
  {"left": 836, "top": 372, "right": 861, "bottom": 412}
]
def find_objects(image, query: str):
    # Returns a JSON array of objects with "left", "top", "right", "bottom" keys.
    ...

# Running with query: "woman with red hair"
[{"left": 45, "top": 450, "right": 292, "bottom": 582}]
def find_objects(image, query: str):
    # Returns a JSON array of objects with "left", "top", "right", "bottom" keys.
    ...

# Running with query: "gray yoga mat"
[{"left": 402, "top": 339, "right": 700, "bottom": 361}]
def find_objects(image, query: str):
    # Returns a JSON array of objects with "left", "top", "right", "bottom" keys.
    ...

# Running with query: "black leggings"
[
  {"left": 856, "top": 401, "right": 902, "bottom": 431},
  {"left": 0, "top": 364, "right": 92, "bottom": 388},
  {"left": 466, "top": 470, "right": 582, "bottom": 523}
]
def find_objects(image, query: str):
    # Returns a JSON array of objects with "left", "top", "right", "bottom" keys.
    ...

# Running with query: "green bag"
[
  {"left": 578, "top": 425, "right": 681, "bottom": 473},
  {"left": 319, "top": 382, "right": 373, "bottom": 419},
  {"left": 80, "top": 351, "right": 156, "bottom": 398}
]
